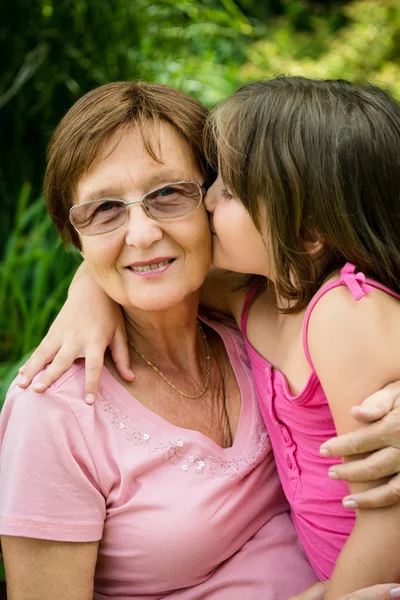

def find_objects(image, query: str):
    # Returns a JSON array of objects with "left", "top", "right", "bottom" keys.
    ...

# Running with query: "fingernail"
[
  {"left": 33, "top": 382, "right": 45, "bottom": 391},
  {"left": 320, "top": 447, "right": 330, "bottom": 457},
  {"left": 328, "top": 470, "right": 338, "bottom": 479},
  {"left": 390, "top": 588, "right": 400, "bottom": 598},
  {"left": 18, "top": 376, "right": 27, "bottom": 386},
  {"left": 343, "top": 499, "right": 358, "bottom": 509},
  {"left": 85, "top": 394, "right": 95, "bottom": 404}
]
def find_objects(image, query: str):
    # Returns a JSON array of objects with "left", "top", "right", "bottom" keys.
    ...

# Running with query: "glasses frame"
[{"left": 69, "top": 179, "right": 206, "bottom": 237}]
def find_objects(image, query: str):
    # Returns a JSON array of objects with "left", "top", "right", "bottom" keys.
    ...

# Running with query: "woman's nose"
[{"left": 124, "top": 204, "right": 163, "bottom": 248}]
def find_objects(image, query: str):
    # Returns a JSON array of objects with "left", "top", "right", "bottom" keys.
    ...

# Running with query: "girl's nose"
[{"left": 204, "top": 183, "right": 216, "bottom": 213}]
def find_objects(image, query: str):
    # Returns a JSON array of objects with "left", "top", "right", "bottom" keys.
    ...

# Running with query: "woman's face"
[
  {"left": 205, "top": 174, "right": 271, "bottom": 277},
  {"left": 75, "top": 124, "right": 211, "bottom": 312}
]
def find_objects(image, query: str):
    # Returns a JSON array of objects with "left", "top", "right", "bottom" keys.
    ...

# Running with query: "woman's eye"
[
  {"left": 158, "top": 186, "right": 177, "bottom": 198},
  {"left": 95, "top": 200, "right": 117, "bottom": 213},
  {"left": 221, "top": 188, "right": 233, "bottom": 201}
]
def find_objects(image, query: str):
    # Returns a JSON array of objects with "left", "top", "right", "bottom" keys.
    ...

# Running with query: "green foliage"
[
  {"left": 241, "top": 0, "right": 400, "bottom": 98},
  {"left": 0, "top": 186, "right": 78, "bottom": 404},
  {"left": 0, "top": 0, "right": 256, "bottom": 252}
]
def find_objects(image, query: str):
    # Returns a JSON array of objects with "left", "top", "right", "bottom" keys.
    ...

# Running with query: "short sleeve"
[{"left": 0, "top": 381, "right": 105, "bottom": 542}]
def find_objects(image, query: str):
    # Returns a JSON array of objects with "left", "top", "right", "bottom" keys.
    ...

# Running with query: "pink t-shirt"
[
  {"left": 240, "top": 264, "right": 400, "bottom": 580},
  {"left": 0, "top": 314, "right": 316, "bottom": 599}
]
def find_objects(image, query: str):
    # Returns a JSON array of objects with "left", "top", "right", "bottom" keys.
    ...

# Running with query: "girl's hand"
[
  {"left": 17, "top": 263, "right": 133, "bottom": 403},
  {"left": 290, "top": 581, "right": 400, "bottom": 600},
  {"left": 320, "top": 382, "right": 400, "bottom": 509}
]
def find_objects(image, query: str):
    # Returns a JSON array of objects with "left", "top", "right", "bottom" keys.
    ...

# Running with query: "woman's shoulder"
[{"left": 2, "top": 361, "right": 93, "bottom": 435}]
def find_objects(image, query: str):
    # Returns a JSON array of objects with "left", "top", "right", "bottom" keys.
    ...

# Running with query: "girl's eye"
[{"left": 221, "top": 188, "right": 234, "bottom": 201}]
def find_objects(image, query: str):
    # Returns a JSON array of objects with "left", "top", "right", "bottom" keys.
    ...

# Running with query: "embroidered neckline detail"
[{"left": 99, "top": 389, "right": 270, "bottom": 479}]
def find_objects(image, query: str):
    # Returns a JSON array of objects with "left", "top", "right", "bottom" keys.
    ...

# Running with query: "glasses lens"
[
  {"left": 70, "top": 200, "right": 126, "bottom": 235},
  {"left": 145, "top": 182, "right": 201, "bottom": 219}
]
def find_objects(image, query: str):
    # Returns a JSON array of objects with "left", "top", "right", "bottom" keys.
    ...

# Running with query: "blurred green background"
[{"left": 1, "top": 0, "right": 400, "bottom": 400}]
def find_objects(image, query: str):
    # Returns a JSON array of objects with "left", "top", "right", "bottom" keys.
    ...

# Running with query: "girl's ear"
[{"left": 302, "top": 225, "right": 325, "bottom": 258}]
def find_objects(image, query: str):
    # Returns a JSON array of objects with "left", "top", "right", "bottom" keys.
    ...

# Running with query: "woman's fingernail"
[
  {"left": 85, "top": 394, "right": 95, "bottom": 404},
  {"left": 33, "top": 382, "right": 45, "bottom": 391},
  {"left": 320, "top": 447, "right": 330, "bottom": 457},
  {"left": 328, "top": 470, "right": 338, "bottom": 479},
  {"left": 390, "top": 587, "right": 400, "bottom": 598},
  {"left": 19, "top": 376, "right": 27, "bottom": 386},
  {"left": 343, "top": 499, "right": 358, "bottom": 509}
]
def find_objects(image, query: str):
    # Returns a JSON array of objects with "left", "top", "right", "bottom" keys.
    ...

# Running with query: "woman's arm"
[
  {"left": 308, "top": 286, "right": 400, "bottom": 598},
  {"left": 321, "top": 383, "right": 400, "bottom": 509},
  {"left": 2, "top": 536, "right": 98, "bottom": 600}
]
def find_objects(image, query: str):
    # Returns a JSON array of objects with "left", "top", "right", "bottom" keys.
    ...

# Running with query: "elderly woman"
[
  {"left": 2, "top": 82, "right": 400, "bottom": 600},
  {"left": 0, "top": 81, "right": 319, "bottom": 600}
]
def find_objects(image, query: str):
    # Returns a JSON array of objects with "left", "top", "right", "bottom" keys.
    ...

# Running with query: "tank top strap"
[
  {"left": 240, "top": 283, "right": 261, "bottom": 335},
  {"left": 302, "top": 263, "right": 375, "bottom": 370}
]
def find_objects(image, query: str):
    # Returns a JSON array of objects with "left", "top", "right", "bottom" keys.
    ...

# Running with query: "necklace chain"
[{"left": 127, "top": 320, "right": 211, "bottom": 399}]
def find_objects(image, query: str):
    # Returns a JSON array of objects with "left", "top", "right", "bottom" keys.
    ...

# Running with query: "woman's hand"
[
  {"left": 290, "top": 581, "right": 400, "bottom": 600},
  {"left": 321, "top": 382, "right": 400, "bottom": 509},
  {"left": 18, "top": 263, "right": 133, "bottom": 403}
]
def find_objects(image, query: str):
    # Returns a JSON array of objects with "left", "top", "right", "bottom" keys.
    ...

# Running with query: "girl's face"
[{"left": 204, "top": 174, "right": 272, "bottom": 277}]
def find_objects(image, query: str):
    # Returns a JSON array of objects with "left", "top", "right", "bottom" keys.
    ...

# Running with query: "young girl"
[
  {"left": 18, "top": 77, "right": 400, "bottom": 598},
  {"left": 200, "top": 77, "right": 400, "bottom": 596}
]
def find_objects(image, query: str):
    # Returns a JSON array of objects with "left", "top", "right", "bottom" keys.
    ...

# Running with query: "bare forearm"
[{"left": 325, "top": 508, "right": 400, "bottom": 599}]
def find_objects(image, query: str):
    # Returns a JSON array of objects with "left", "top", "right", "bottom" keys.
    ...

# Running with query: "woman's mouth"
[{"left": 126, "top": 258, "right": 175, "bottom": 277}]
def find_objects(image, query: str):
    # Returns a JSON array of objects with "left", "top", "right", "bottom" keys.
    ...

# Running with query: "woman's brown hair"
[
  {"left": 205, "top": 76, "right": 400, "bottom": 312},
  {"left": 45, "top": 81, "right": 211, "bottom": 249}
]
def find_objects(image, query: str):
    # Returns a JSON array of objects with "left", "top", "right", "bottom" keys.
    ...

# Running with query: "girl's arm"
[
  {"left": 308, "top": 286, "right": 400, "bottom": 599},
  {"left": 15, "top": 264, "right": 400, "bottom": 510},
  {"left": 18, "top": 265, "right": 243, "bottom": 401},
  {"left": 290, "top": 581, "right": 400, "bottom": 600},
  {"left": 18, "top": 262, "right": 134, "bottom": 403},
  {"left": 2, "top": 536, "right": 98, "bottom": 600}
]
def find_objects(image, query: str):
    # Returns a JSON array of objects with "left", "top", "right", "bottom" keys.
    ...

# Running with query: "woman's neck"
[{"left": 123, "top": 295, "right": 203, "bottom": 372}]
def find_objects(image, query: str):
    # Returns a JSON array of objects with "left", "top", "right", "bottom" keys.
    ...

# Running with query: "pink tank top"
[{"left": 240, "top": 263, "right": 400, "bottom": 580}]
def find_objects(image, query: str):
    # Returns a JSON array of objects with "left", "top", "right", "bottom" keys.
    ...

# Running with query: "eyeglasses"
[{"left": 69, "top": 180, "right": 206, "bottom": 237}]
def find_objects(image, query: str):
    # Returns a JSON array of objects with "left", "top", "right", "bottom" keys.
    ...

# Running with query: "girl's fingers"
[
  {"left": 83, "top": 352, "right": 107, "bottom": 404},
  {"left": 17, "top": 341, "right": 60, "bottom": 388},
  {"left": 342, "top": 474, "right": 400, "bottom": 510},
  {"left": 329, "top": 447, "right": 400, "bottom": 482},
  {"left": 30, "top": 349, "right": 83, "bottom": 392},
  {"left": 110, "top": 330, "right": 134, "bottom": 382}
]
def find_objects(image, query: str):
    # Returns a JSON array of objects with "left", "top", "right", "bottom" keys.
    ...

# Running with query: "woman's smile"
[{"left": 126, "top": 257, "right": 176, "bottom": 277}]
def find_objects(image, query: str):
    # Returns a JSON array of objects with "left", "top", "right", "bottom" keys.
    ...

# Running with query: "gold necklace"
[{"left": 127, "top": 320, "right": 211, "bottom": 399}]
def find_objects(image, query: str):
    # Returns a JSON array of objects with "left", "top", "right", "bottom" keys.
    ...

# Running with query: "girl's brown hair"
[
  {"left": 45, "top": 81, "right": 212, "bottom": 249},
  {"left": 205, "top": 76, "right": 400, "bottom": 312}
]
